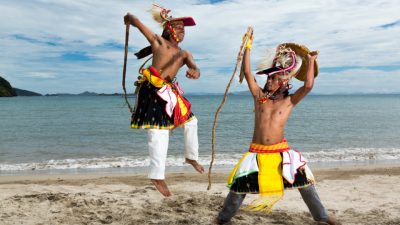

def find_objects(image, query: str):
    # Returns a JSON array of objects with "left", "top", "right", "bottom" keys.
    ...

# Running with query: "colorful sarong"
[
  {"left": 227, "top": 139, "right": 315, "bottom": 212},
  {"left": 131, "top": 66, "right": 195, "bottom": 129}
]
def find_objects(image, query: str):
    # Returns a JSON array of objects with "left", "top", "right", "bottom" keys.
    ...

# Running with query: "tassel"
[{"left": 149, "top": 4, "right": 171, "bottom": 27}]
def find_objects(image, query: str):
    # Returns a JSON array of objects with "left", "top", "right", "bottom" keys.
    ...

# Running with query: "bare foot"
[
  {"left": 185, "top": 158, "right": 205, "bottom": 174},
  {"left": 324, "top": 216, "right": 342, "bottom": 225},
  {"left": 150, "top": 179, "right": 172, "bottom": 197},
  {"left": 213, "top": 217, "right": 222, "bottom": 224}
]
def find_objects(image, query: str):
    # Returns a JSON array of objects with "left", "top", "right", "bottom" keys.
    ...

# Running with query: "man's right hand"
[
  {"left": 124, "top": 13, "right": 136, "bottom": 26},
  {"left": 124, "top": 13, "right": 130, "bottom": 25},
  {"left": 242, "top": 32, "right": 253, "bottom": 50}
]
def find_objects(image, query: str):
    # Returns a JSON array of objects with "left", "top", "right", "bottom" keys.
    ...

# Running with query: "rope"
[
  {"left": 207, "top": 27, "right": 253, "bottom": 190},
  {"left": 122, "top": 24, "right": 133, "bottom": 113}
]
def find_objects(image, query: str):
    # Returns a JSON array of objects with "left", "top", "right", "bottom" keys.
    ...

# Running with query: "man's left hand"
[
  {"left": 308, "top": 51, "right": 319, "bottom": 61},
  {"left": 186, "top": 68, "right": 200, "bottom": 79}
]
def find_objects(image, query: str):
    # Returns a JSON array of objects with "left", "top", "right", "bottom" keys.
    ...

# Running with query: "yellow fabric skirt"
[{"left": 227, "top": 140, "right": 315, "bottom": 212}]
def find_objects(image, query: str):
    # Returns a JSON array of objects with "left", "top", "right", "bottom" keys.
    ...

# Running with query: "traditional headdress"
[
  {"left": 150, "top": 4, "right": 196, "bottom": 42},
  {"left": 256, "top": 43, "right": 318, "bottom": 81},
  {"left": 135, "top": 4, "right": 196, "bottom": 59}
]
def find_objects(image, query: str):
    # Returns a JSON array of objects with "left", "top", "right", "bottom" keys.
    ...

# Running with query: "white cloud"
[
  {"left": 312, "top": 69, "right": 400, "bottom": 94},
  {"left": 0, "top": 0, "right": 399, "bottom": 94},
  {"left": 26, "top": 72, "right": 56, "bottom": 79}
]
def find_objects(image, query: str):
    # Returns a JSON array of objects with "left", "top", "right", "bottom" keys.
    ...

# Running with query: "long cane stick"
[
  {"left": 122, "top": 24, "right": 133, "bottom": 113},
  {"left": 207, "top": 27, "right": 253, "bottom": 190}
]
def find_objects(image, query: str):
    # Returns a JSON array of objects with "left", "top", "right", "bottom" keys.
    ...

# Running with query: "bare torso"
[
  {"left": 151, "top": 35, "right": 188, "bottom": 82},
  {"left": 252, "top": 94, "right": 294, "bottom": 145},
  {"left": 125, "top": 14, "right": 199, "bottom": 82},
  {"left": 240, "top": 37, "right": 317, "bottom": 146}
]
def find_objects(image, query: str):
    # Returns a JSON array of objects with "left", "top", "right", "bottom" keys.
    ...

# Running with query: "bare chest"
[
  {"left": 254, "top": 100, "right": 292, "bottom": 123},
  {"left": 152, "top": 47, "right": 185, "bottom": 78},
  {"left": 153, "top": 44, "right": 184, "bottom": 63}
]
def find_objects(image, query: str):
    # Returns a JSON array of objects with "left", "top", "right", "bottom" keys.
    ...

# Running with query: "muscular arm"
[
  {"left": 290, "top": 53, "right": 318, "bottom": 105},
  {"left": 124, "top": 13, "right": 158, "bottom": 46},
  {"left": 184, "top": 51, "right": 200, "bottom": 79},
  {"left": 242, "top": 48, "right": 261, "bottom": 97}
]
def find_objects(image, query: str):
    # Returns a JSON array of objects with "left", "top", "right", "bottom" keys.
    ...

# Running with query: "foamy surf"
[{"left": 1, "top": 148, "right": 400, "bottom": 172}]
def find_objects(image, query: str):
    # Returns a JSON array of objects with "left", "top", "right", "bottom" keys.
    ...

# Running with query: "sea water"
[{"left": 1, "top": 94, "right": 399, "bottom": 174}]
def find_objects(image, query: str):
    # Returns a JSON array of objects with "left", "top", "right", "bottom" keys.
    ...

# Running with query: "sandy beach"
[{"left": 1, "top": 165, "right": 399, "bottom": 225}]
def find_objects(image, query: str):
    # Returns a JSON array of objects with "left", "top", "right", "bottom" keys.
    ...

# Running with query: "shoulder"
[
  {"left": 153, "top": 34, "right": 165, "bottom": 44},
  {"left": 254, "top": 88, "right": 263, "bottom": 99},
  {"left": 181, "top": 50, "right": 192, "bottom": 57}
]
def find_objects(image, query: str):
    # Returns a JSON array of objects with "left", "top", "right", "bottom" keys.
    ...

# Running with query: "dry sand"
[{"left": 1, "top": 165, "right": 400, "bottom": 225}]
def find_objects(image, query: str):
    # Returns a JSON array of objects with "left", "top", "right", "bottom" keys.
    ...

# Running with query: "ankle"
[{"left": 185, "top": 158, "right": 197, "bottom": 163}]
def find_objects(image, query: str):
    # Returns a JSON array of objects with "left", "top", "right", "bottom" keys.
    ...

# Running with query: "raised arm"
[
  {"left": 290, "top": 52, "right": 318, "bottom": 105},
  {"left": 242, "top": 41, "right": 261, "bottom": 97},
  {"left": 184, "top": 51, "right": 200, "bottom": 79},
  {"left": 124, "top": 13, "right": 158, "bottom": 45}
]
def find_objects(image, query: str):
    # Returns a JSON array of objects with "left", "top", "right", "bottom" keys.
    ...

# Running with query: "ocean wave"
[
  {"left": 1, "top": 148, "right": 400, "bottom": 171},
  {"left": 302, "top": 147, "right": 400, "bottom": 162},
  {"left": 0, "top": 154, "right": 242, "bottom": 171}
]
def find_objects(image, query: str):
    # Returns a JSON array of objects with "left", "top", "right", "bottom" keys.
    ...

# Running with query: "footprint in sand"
[
  {"left": 1, "top": 213, "right": 11, "bottom": 218},
  {"left": 100, "top": 215, "right": 113, "bottom": 224},
  {"left": 12, "top": 193, "right": 68, "bottom": 203},
  {"left": 144, "top": 186, "right": 156, "bottom": 190},
  {"left": 129, "top": 187, "right": 155, "bottom": 195}
]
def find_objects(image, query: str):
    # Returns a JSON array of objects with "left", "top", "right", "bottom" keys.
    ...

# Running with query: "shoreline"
[
  {"left": 1, "top": 159, "right": 398, "bottom": 178},
  {"left": 1, "top": 163, "right": 400, "bottom": 184}
]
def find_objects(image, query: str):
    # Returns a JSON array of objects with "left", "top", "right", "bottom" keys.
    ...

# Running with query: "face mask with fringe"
[{"left": 256, "top": 45, "right": 303, "bottom": 81}]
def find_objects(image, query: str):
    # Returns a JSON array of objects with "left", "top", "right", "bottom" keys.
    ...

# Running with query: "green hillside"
[{"left": 0, "top": 76, "right": 17, "bottom": 97}]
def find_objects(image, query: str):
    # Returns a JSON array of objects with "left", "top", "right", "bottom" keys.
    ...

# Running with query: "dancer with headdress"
[
  {"left": 215, "top": 32, "right": 341, "bottom": 224},
  {"left": 124, "top": 4, "right": 204, "bottom": 197}
]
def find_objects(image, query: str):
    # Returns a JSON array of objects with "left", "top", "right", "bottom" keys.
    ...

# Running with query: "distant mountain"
[
  {"left": 13, "top": 88, "right": 42, "bottom": 96},
  {"left": 0, "top": 76, "right": 17, "bottom": 97},
  {"left": 78, "top": 91, "right": 98, "bottom": 96}
]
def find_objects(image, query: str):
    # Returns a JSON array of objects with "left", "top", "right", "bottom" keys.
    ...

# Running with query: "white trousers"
[{"left": 147, "top": 118, "right": 199, "bottom": 179}]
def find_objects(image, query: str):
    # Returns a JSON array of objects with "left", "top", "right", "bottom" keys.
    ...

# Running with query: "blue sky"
[{"left": 0, "top": 0, "right": 399, "bottom": 94}]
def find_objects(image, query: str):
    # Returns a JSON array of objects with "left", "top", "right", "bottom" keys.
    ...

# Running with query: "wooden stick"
[
  {"left": 207, "top": 27, "right": 253, "bottom": 190},
  {"left": 122, "top": 24, "right": 133, "bottom": 113}
]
